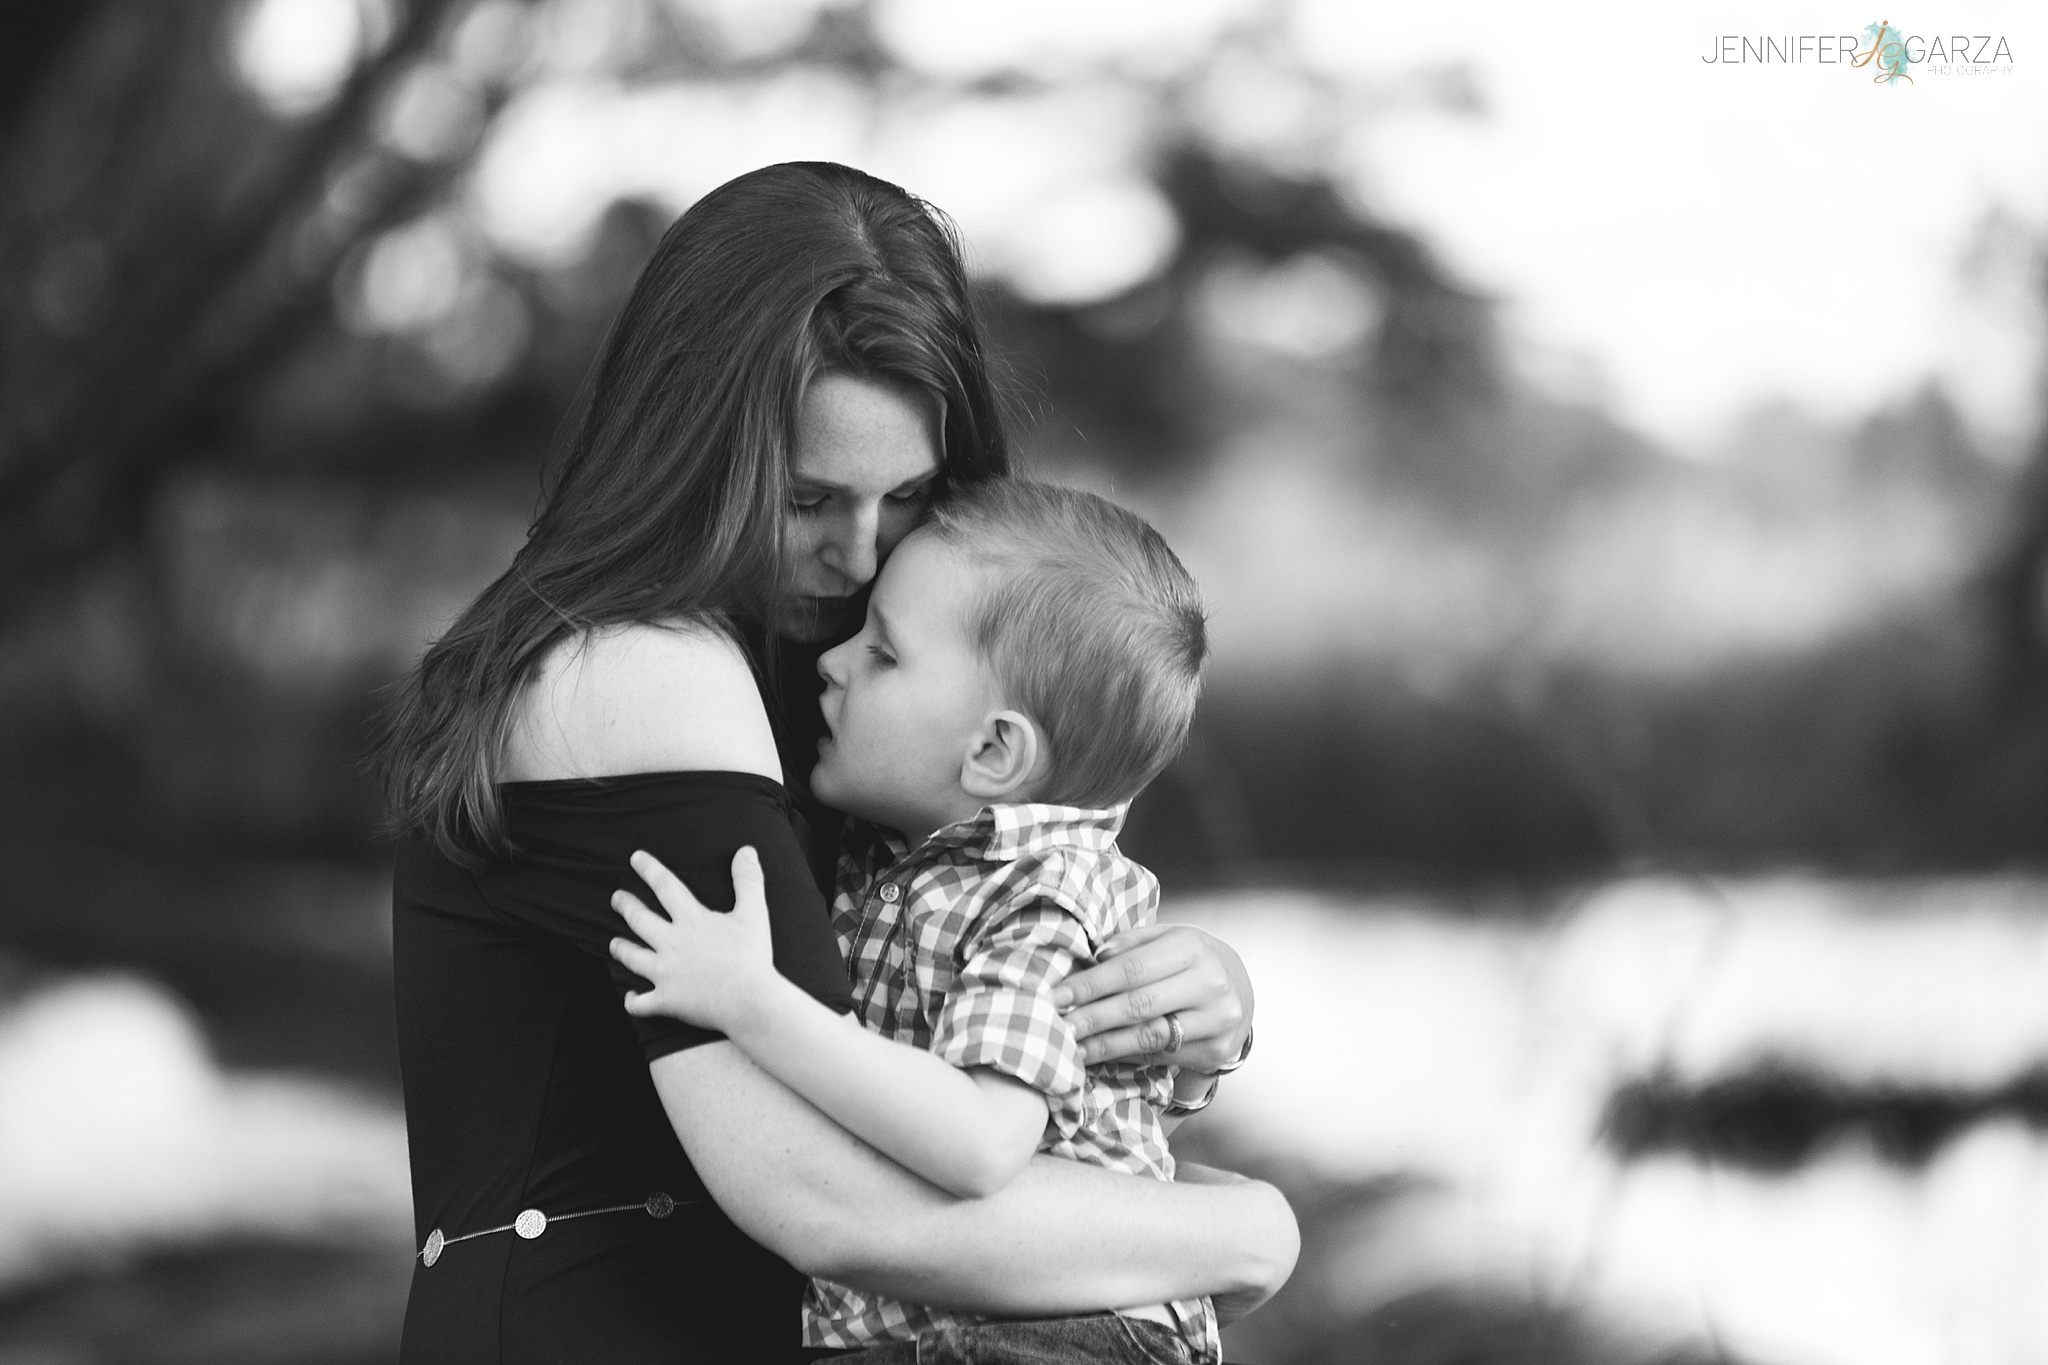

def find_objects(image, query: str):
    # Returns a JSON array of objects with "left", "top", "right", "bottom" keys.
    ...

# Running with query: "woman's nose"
[{"left": 820, "top": 504, "right": 881, "bottom": 587}]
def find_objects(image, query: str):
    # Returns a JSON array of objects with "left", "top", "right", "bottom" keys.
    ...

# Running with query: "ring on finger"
[{"left": 1163, "top": 1011, "right": 1185, "bottom": 1054}]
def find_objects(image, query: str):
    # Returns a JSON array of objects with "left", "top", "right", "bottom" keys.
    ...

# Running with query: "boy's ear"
[{"left": 960, "top": 709, "right": 1046, "bottom": 802}]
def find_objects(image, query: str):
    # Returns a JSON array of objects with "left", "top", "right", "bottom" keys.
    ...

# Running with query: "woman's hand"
[
  {"left": 610, "top": 847, "right": 776, "bottom": 1032},
  {"left": 1052, "top": 925, "right": 1253, "bottom": 1073}
]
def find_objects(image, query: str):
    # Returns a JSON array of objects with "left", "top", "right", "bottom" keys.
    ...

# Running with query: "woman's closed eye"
[
  {"left": 791, "top": 485, "right": 925, "bottom": 515},
  {"left": 865, "top": 645, "right": 896, "bottom": 667}
]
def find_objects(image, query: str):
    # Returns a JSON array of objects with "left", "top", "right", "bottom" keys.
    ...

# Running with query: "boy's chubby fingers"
[
  {"left": 608, "top": 935, "right": 659, "bottom": 979},
  {"left": 629, "top": 850, "right": 704, "bottom": 914},
  {"left": 610, "top": 889, "right": 672, "bottom": 942},
  {"left": 729, "top": 846, "right": 764, "bottom": 896},
  {"left": 620, "top": 989, "right": 658, "bottom": 1017},
  {"left": 728, "top": 847, "right": 770, "bottom": 924}
]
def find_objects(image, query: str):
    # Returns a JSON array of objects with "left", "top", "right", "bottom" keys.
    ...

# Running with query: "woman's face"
[{"left": 776, "top": 373, "right": 941, "bottom": 642}]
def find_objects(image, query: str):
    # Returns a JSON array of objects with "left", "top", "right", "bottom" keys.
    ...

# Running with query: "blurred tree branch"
[
  {"left": 1160, "top": 149, "right": 1499, "bottom": 405},
  {"left": 991, "top": 147, "right": 1499, "bottom": 474},
  {"left": 0, "top": 0, "right": 465, "bottom": 620},
  {"left": 1991, "top": 436, "right": 2048, "bottom": 687},
  {"left": 0, "top": 1, "right": 114, "bottom": 139},
  {"left": 1979, "top": 250, "right": 2048, "bottom": 697}
]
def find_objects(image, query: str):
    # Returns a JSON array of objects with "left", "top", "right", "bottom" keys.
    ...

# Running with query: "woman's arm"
[{"left": 650, "top": 1041, "right": 1298, "bottom": 1319}]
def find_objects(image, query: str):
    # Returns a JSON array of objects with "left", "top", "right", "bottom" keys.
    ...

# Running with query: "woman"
[{"left": 377, "top": 162, "right": 1289, "bottom": 1364}]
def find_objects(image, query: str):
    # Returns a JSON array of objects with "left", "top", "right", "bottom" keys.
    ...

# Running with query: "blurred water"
[
  {"left": 5, "top": 879, "right": 2048, "bottom": 1365},
  {"left": 0, "top": 973, "right": 410, "bottom": 1294},
  {"left": 1171, "top": 876, "right": 2048, "bottom": 1365}
]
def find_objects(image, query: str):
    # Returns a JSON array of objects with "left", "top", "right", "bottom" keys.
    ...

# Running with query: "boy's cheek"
[
  {"left": 813, "top": 736, "right": 862, "bottom": 793},
  {"left": 810, "top": 752, "right": 845, "bottom": 805}
]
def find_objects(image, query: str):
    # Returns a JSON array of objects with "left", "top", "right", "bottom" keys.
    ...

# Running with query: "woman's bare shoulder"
[{"left": 503, "top": 619, "right": 782, "bottom": 784}]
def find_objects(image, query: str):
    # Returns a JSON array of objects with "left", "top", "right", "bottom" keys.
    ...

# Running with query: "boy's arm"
[
  {"left": 703, "top": 973, "right": 1050, "bottom": 1200},
  {"left": 610, "top": 848, "right": 1050, "bottom": 1199}
]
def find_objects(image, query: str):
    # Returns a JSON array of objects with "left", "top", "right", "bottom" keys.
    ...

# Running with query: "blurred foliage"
[
  {"left": 1, "top": 0, "right": 2040, "bottom": 894},
  {"left": 0, "top": 0, "right": 469, "bottom": 600},
  {"left": 1603, "top": 1060, "right": 2048, "bottom": 1174}
]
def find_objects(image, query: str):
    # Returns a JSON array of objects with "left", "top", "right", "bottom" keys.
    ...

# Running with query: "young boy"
[{"left": 610, "top": 480, "right": 1230, "bottom": 1364}]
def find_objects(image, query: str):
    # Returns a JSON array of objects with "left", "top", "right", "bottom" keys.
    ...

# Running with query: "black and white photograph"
[{"left": 0, "top": 2, "right": 2043, "bottom": 1363}]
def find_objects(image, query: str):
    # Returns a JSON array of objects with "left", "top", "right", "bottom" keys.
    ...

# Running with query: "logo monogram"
[{"left": 1852, "top": 19, "right": 1919, "bottom": 84}]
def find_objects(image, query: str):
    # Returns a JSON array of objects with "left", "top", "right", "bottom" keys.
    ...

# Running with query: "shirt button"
[{"left": 878, "top": 883, "right": 901, "bottom": 903}]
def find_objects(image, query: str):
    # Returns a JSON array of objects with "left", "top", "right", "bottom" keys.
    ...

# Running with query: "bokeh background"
[{"left": 3, "top": 1, "right": 2046, "bottom": 1362}]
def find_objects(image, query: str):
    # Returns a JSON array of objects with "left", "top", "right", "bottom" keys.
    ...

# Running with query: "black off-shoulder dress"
[{"left": 392, "top": 769, "right": 854, "bottom": 1364}]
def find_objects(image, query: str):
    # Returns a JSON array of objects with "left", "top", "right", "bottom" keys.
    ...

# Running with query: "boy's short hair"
[{"left": 925, "top": 479, "right": 1207, "bottom": 808}]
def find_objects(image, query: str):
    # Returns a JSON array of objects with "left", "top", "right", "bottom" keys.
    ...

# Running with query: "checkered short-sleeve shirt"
[{"left": 801, "top": 803, "right": 1220, "bottom": 1365}]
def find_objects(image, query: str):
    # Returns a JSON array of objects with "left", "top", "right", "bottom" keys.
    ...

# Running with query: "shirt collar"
[
  {"left": 848, "top": 802, "right": 1130, "bottom": 872},
  {"left": 929, "top": 801, "right": 1129, "bottom": 863}
]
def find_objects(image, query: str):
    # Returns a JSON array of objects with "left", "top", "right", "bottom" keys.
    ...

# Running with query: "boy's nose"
[{"left": 818, "top": 638, "right": 851, "bottom": 688}]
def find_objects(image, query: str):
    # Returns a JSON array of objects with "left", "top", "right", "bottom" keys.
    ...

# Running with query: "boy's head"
[{"left": 812, "top": 479, "right": 1207, "bottom": 840}]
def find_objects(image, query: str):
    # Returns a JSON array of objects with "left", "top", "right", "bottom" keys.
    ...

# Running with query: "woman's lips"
[
  {"left": 804, "top": 595, "right": 853, "bottom": 622},
  {"left": 775, "top": 591, "right": 862, "bottom": 643}
]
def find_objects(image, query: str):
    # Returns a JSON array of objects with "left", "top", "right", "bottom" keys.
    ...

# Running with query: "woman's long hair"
[{"left": 375, "top": 162, "right": 1012, "bottom": 863}]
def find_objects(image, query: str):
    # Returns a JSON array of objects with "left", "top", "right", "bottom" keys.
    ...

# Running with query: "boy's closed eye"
[{"left": 864, "top": 605, "right": 900, "bottom": 667}]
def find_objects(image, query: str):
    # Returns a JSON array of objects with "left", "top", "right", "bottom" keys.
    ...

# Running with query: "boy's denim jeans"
[{"left": 832, "top": 1312, "right": 1191, "bottom": 1365}]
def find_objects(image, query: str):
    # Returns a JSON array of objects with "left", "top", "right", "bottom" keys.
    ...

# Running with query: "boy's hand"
[{"left": 609, "top": 847, "right": 776, "bottom": 1031}]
